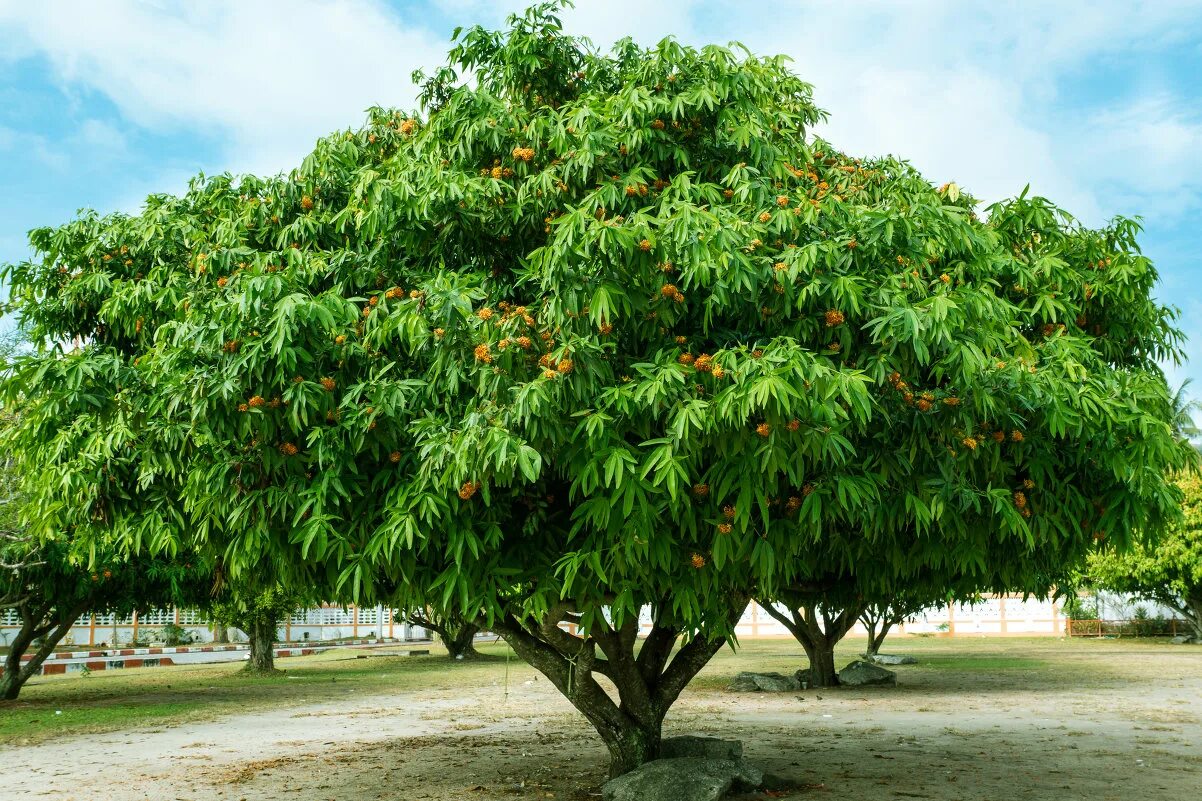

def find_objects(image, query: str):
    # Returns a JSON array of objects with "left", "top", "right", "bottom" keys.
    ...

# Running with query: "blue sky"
[{"left": 2, "top": 0, "right": 1201, "bottom": 394}]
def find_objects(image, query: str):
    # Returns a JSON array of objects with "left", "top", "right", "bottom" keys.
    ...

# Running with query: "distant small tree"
[
  {"left": 209, "top": 583, "right": 302, "bottom": 674},
  {"left": 1087, "top": 474, "right": 1202, "bottom": 640},
  {"left": 859, "top": 592, "right": 939, "bottom": 658},
  {"left": 402, "top": 607, "right": 481, "bottom": 658}
]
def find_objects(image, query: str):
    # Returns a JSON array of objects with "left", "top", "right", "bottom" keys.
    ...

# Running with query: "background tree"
[
  {"left": 0, "top": 537, "right": 206, "bottom": 700},
  {"left": 859, "top": 592, "right": 941, "bottom": 659},
  {"left": 1086, "top": 473, "right": 1202, "bottom": 640},
  {"left": 0, "top": 1, "right": 1190, "bottom": 777},
  {"left": 401, "top": 607, "right": 481, "bottom": 659},
  {"left": 208, "top": 583, "right": 303, "bottom": 674}
]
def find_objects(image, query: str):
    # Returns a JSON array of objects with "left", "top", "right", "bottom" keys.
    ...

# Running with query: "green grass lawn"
[
  {"left": 0, "top": 643, "right": 518, "bottom": 746},
  {"left": 0, "top": 634, "right": 1189, "bottom": 746}
]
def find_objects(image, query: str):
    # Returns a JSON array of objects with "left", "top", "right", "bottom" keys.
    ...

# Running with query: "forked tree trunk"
[
  {"left": 493, "top": 597, "right": 747, "bottom": 778},
  {"left": 860, "top": 603, "right": 896, "bottom": 657},
  {"left": 1, "top": 604, "right": 84, "bottom": 701},
  {"left": 760, "top": 598, "right": 864, "bottom": 688},
  {"left": 865, "top": 626, "right": 890, "bottom": 658},
  {"left": 243, "top": 617, "right": 279, "bottom": 674},
  {"left": 213, "top": 622, "right": 229, "bottom": 644}
]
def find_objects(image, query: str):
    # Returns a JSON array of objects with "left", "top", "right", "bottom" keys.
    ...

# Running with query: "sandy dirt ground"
[{"left": 3, "top": 640, "right": 1200, "bottom": 801}]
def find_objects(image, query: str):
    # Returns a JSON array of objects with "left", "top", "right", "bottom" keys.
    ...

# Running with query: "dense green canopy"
[
  {"left": 1087, "top": 473, "right": 1202, "bottom": 638},
  {"left": 0, "top": 0, "right": 1190, "bottom": 773}
]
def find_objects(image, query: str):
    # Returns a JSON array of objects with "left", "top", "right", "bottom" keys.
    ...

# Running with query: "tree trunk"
[
  {"left": 213, "top": 622, "right": 229, "bottom": 644},
  {"left": 443, "top": 622, "right": 480, "bottom": 659},
  {"left": 760, "top": 598, "right": 864, "bottom": 688},
  {"left": 866, "top": 626, "right": 890, "bottom": 658},
  {"left": 1185, "top": 595, "right": 1202, "bottom": 640},
  {"left": 493, "top": 597, "right": 745, "bottom": 778},
  {"left": 1, "top": 606, "right": 80, "bottom": 701},
  {"left": 243, "top": 617, "right": 278, "bottom": 674},
  {"left": 799, "top": 634, "right": 839, "bottom": 687}
]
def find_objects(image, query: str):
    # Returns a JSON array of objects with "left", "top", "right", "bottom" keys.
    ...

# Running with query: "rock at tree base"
[
  {"left": 601, "top": 758, "right": 764, "bottom": 801},
  {"left": 792, "top": 668, "right": 822, "bottom": 688},
  {"left": 727, "top": 671, "right": 801, "bottom": 692},
  {"left": 838, "top": 660, "right": 897, "bottom": 686},
  {"left": 660, "top": 736, "right": 743, "bottom": 761},
  {"left": 1169, "top": 635, "right": 1197, "bottom": 644},
  {"left": 869, "top": 653, "right": 918, "bottom": 665}
]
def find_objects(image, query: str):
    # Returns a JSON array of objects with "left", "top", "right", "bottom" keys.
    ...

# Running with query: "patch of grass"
[
  {"left": 918, "top": 655, "right": 1052, "bottom": 671},
  {"left": 0, "top": 643, "right": 527, "bottom": 746}
]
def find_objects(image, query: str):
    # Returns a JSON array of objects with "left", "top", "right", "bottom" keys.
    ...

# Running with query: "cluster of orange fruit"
[
  {"left": 320, "top": 377, "right": 336, "bottom": 392},
  {"left": 301, "top": 195, "right": 314, "bottom": 211},
  {"left": 458, "top": 481, "right": 479, "bottom": 500},
  {"left": 280, "top": 443, "right": 299, "bottom": 456},
  {"left": 223, "top": 340, "right": 240, "bottom": 354},
  {"left": 824, "top": 309, "right": 845, "bottom": 327},
  {"left": 497, "top": 336, "right": 534, "bottom": 351},
  {"left": 511, "top": 146, "right": 536, "bottom": 162},
  {"left": 660, "top": 284, "right": 684, "bottom": 303}
]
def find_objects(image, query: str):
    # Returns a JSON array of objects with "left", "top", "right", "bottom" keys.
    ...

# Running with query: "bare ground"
[{"left": 2, "top": 638, "right": 1200, "bottom": 801}]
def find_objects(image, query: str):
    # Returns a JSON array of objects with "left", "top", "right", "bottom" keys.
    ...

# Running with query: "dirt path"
[{"left": 3, "top": 642, "right": 1200, "bottom": 800}]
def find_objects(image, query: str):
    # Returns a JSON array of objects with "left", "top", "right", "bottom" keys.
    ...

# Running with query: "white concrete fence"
[{"left": 0, "top": 605, "right": 424, "bottom": 649}]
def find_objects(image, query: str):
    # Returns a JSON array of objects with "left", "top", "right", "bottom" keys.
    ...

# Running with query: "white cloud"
[
  {"left": 1068, "top": 96, "right": 1202, "bottom": 221},
  {"left": 0, "top": 0, "right": 447, "bottom": 176},
  {"left": 75, "top": 119, "right": 127, "bottom": 154},
  {"left": 718, "top": 0, "right": 1202, "bottom": 223},
  {"left": 3, "top": 0, "right": 1200, "bottom": 225}
]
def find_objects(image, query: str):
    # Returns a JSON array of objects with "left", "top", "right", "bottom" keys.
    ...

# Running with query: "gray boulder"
[
  {"left": 838, "top": 659, "right": 897, "bottom": 686},
  {"left": 869, "top": 653, "right": 918, "bottom": 665},
  {"left": 727, "top": 671, "right": 801, "bottom": 692},
  {"left": 602, "top": 758, "right": 763, "bottom": 801},
  {"left": 660, "top": 736, "right": 743, "bottom": 761},
  {"left": 1169, "top": 635, "right": 1197, "bottom": 644}
]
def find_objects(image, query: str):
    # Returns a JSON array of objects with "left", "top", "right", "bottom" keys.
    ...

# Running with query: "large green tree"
[
  {"left": 0, "top": 2, "right": 1189, "bottom": 776},
  {"left": 1087, "top": 473, "right": 1202, "bottom": 640}
]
